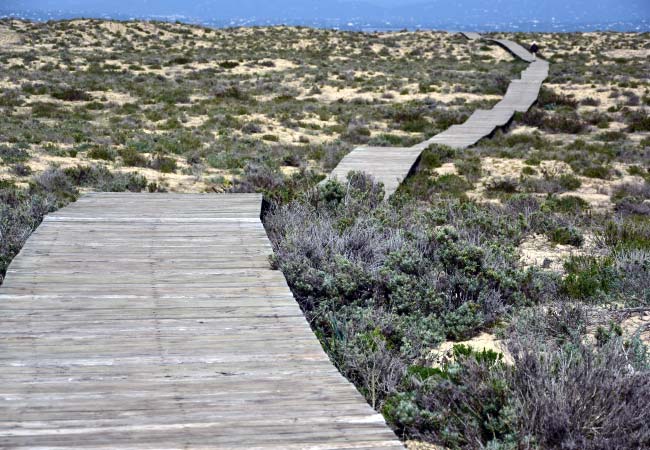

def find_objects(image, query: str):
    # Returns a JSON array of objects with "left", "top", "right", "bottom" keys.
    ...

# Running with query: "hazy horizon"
[{"left": 2, "top": 0, "right": 649, "bottom": 31}]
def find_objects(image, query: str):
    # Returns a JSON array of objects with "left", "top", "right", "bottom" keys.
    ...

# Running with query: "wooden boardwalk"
[
  {"left": 0, "top": 193, "right": 404, "bottom": 449},
  {"left": 326, "top": 35, "right": 548, "bottom": 197}
]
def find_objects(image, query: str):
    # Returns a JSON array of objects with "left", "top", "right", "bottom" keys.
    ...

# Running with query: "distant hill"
[{"left": 2, "top": 0, "right": 649, "bottom": 30}]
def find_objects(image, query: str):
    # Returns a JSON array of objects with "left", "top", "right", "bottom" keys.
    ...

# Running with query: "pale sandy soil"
[
  {"left": 230, "top": 59, "right": 298, "bottom": 75},
  {"left": 0, "top": 145, "right": 220, "bottom": 193},
  {"left": 546, "top": 82, "right": 632, "bottom": 110},
  {"left": 622, "top": 313, "right": 650, "bottom": 345},
  {"left": 0, "top": 79, "right": 21, "bottom": 89},
  {"left": 88, "top": 90, "right": 138, "bottom": 105},
  {"left": 433, "top": 162, "right": 458, "bottom": 176},
  {"left": 429, "top": 332, "right": 513, "bottom": 367},
  {"left": 0, "top": 26, "right": 21, "bottom": 46},
  {"left": 300, "top": 84, "right": 501, "bottom": 104},
  {"left": 604, "top": 49, "right": 650, "bottom": 59},
  {"left": 236, "top": 113, "right": 333, "bottom": 145},
  {"left": 518, "top": 232, "right": 599, "bottom": 272},
  {"left": 406, "top": 441, "right": 447, "bottom": 450}
]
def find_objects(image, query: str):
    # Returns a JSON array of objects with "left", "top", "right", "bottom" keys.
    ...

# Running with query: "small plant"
[
  {"left": 563, "top": 256, "right": 616, "bottom": 299},
  {"left": 87, "top": 146, "right": 116, "bottom": 161},
  {"left": 549, "top": 226, "right": 584, "bottom": 247},
  {"left": 219, "top": 60, "right": 240, "bottom": 69},
  {"left": 581, "top": 165, "right": 610, "bottom": 179},
  {"left": 150, "top": 155, "right": 177, "bottom": 173},
  {"left": 0, "top": 146, "right": 29, "bottom": 164},
  {"left": 542, "top": 195, "right": 589, "bottom": 213},
  {"left": 485, "top": 177, "right": 519, "bottom": 195},
  {"left": 118, "top": 147, "right": 147, "bottom": 167},
  {"left": 51, "top": 87, "right": 91, "bottom": 102}
]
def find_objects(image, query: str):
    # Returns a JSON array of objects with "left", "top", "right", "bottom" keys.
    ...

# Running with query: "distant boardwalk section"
[
  {"left": 326, "top": 35, "right": 548, "bottom": 198},
  {"left": 0, "top": 193, "right": 403, "bottom": 449}
]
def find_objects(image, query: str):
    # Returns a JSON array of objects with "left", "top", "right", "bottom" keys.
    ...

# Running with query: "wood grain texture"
[
  {"left": 326, "top": 35, "right": 548, "bottom": 197},
  {"left": 0, "top": 193, "right": 405, "bottom": 450}
]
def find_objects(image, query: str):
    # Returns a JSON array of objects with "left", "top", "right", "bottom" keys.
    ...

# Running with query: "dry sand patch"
[
  {"left": 519, "top": 232, "right": 600, "bottom": 272},
  {"left": 429, "top": 332, "right": 513, "bottom": 367}
]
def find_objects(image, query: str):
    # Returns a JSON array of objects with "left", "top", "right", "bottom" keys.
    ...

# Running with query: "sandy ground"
[
  {"left": 604, "top": 49, "right": 650, "bottom": 59},
  {"left": 0, "top": 26, "right": 21, "bottom": 46},
  {"left": 406, "top": 441, "right": 447, "bottom": 450},
  {"left": 518, "top": 232, "right": 599, "bottom": 272},
  {"left": 429, "top": 332, "right": 513, "bottom": 366},
  {"left": 300, "top": 84, "right": 502, "bottom": 104},
  {"left": 622, "top": 313, "right": 650, "bottom": 345}
]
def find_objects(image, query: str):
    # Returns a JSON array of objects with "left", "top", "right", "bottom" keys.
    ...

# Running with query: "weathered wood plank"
[{"left": 0, "top": 193, "right": 404, "bottom": 449}]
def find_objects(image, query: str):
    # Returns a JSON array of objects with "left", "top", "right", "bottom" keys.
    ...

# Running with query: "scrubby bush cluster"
[{"left": 265, "top": 171, "right": 650, "bottom": 449}]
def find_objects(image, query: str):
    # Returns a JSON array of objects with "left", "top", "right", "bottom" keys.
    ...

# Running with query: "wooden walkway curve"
[
  {"left": 327, "top": 34, "right": 548, "bottom": 197},
  {"left": 0, "top": 193, "right": 404, "bottom": 449}
]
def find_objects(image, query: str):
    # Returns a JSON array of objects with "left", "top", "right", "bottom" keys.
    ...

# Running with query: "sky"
[{"left": 2, "top": 0, "right": 649, "bottom": 31}]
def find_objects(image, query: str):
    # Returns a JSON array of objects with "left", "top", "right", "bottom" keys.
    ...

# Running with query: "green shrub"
[
  {"left": 558, "top": 173, "right": 581, "bottom": 190},
  {"left": 602, "top": 219, "right": 650, "bottom": 250},
  {"left": 31, "top": 102, "right": 63, "bottom": 118},
  {"left": 542, "top": 195, "right": 589, "bottom": 213},
  {"left": 150, "top": 155, "right": 177, "bottom": 173},
  {"left": 87, "top": 146, "right": 116, "bottom": 161},
  {"left": 118, "top": 147, "right": 147, "bottom": 167},
  {"left": 168, "top": 55, "right": 191, "bottom": 65},
  {"left": 219, "top": 60, "right": 240, "bottom": 69},
  {"left": 581, "top": 165, "right": 610, "bottom": 179},
  {"left": 485, "top": 177, "right": 519, "bottom": 195},
  {"left": 430, "top": 174, "right": 473, "bottom": 197},
  {"left": 627, "top": 112, "right": 650, "bottom": 132},
  {"left": 549, "top": 226, "right": 584, "bottom": 246},
  {"left": 63, "top": 165, "right": 147, "bottom": 192},
  {"left": 563, "top": 256, "right": 616, "bottom": 299},
  {"left": 612, "top": 183, "right": 650, "bottom": 215},
  {"left": 454, "top": 156, "right": 482, "bottom": 181},
  {"left": 0, "top": 146, "right": 30, "bottom": 164},
  {"left": 51, "top": 87, "right": 91, "bottom": 102}
]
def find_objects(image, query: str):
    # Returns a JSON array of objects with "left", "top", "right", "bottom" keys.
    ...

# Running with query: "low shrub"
[
  {"left": 612, "top": 182, "right": 650, "bottom": 215},
  {"left": 51, "top": 87, "right": 91, "bottom": 102},
  {"left": 563, "top": 256, "right": 616, "bottom": 300},
  {"left": 149, "top": 155, "right": 177, "bottom": 173},
  {"left": 542, "top": 112, "right": 586, "bottom": 134},
  {"left": 507, "top": 326, "right": 650, "bottom": 449},
  {"left": 626, "top": 111, "right": 650, "bottom": 132},
  {"left": 485, "top": 177, "right": 519, "bottom": 195},
  {"left": 542, "top": 195, "right": 589, "bottom": 213},
  {"left": 558, "top": 173, "right": 582, "bottom": 190},
  {"left": 549, "top": 226, "right": 584, "bottom": 246},
  {"left": 87, "top": 146, "right": 116, "bottom": 161},
  {"left": 0, "top": 145, "right": 30, "bottom": 164},
  {"left": 581, "top": 164, "right": 610, "bottom": 179},
  {"left": 229, "top": 161, "right": 322, "bottom": 204},
  {"left": 118, "top": 147, "right": 147, "bottom": 167}
]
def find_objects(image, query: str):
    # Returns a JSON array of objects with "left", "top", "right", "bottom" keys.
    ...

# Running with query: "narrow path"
[
  {"left": 327, "top": 34, "right": 548, "bottom": 197},
  {"left": 0, "top": 193, "right": 404, "bottom": 449}
]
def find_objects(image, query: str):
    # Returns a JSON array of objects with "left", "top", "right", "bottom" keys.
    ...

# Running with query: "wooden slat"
[
  {"left": 325, "top": 35, "right": 548, "bottom": 196},
  {"left": 0, "top": 193, "right": 404, "bottom": 449}
]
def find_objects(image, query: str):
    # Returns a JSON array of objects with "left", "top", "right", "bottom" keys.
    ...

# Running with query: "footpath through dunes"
[
  {"left": 327, "top": 34, "right": 549, "bottom": 197},
  {"left": 0, "top": 193, "right": 405, "bottom": 449}
]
